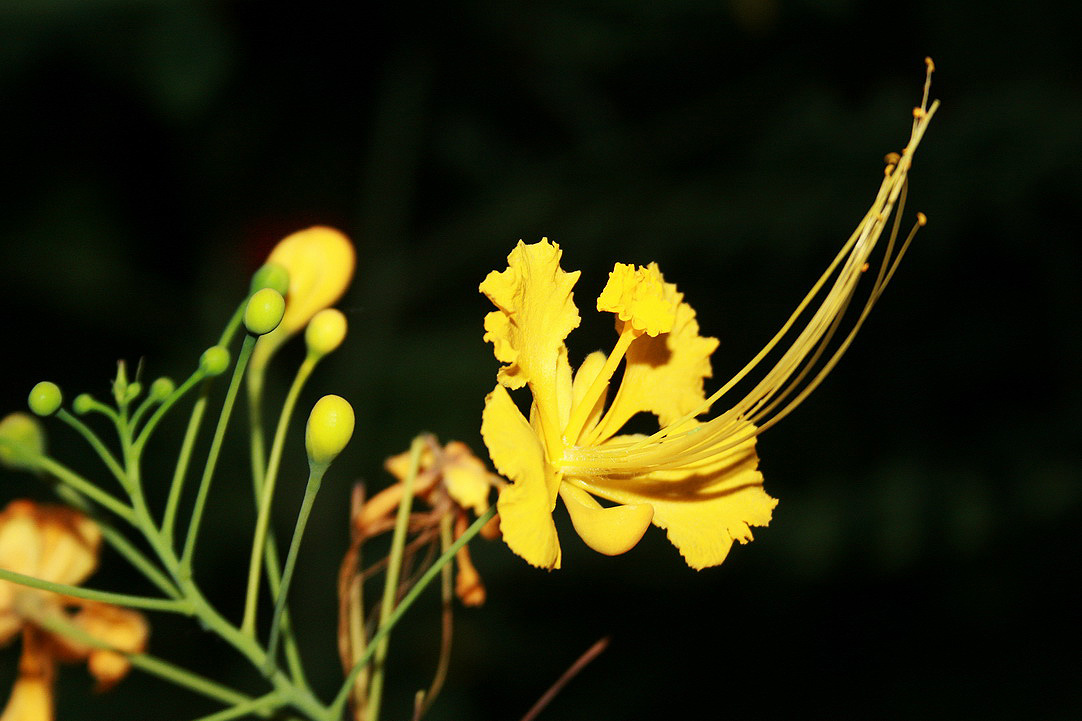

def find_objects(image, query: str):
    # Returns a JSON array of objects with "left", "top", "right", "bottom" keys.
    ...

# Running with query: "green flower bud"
[
  {"left": 73, "top": 393, "right": 96, "bottom": 415},
  {"left": 305, "top": 395, "right": 355, "bottom": 468},
  {"left": 0, "top": 412, "right": 46, "bottom": 470},
  {"left": 125, "top": 381, "right": 143, "bottom": 403},
  {"left": 305, "top": 308, "right": 347, "bottom": 358},
  {"left": 28, "top": 381, "right": 62, "bottom": 417},
  {"left": 250, "top": 262, "right": 291, "bottom": 296},
  {"left": 113, "top": 360, "right": 130, "bottom": 405},
  {"left": 245, "top": 288, "right": 286, "bottom": 336},
  {"left": 200, "top": 346, "right": 231, "bottom": 377},
  {"left": 149, "top": 377, "right": 176, "bottom": 401}
]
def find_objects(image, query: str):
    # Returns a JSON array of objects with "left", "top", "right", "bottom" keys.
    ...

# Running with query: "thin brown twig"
[
  {"left": 412, "top": 513, "right": 456, "bottom": 721},
  {"left": 519, "top": 637, "right": 611, "bottom": 721},
  {"left": 359, "top": 525, "right": 441, "bottom": 582}
]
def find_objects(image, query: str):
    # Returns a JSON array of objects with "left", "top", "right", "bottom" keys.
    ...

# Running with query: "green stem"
[
  {"left": 25, "top": 605, "right": 251, "bottom": 708},
  {"left": 247, "top": 364, "right": 268, "bottom": 493},
  {"left": 366, "top": 436, "right": 424, "bottom": 721},
  {"left": 331, "top": 505, "right": 497, "bottom": 720},
  {"left": 98, "top": 522, "right": 182, "bottom": 599},
  {"left": 265, "top": 464, "right": 326, "bottom": 670},
  {"left": 0, "top": 567, "right": 191, "bottom": 613},
  {"left": 69, "top": 395, "right": 120, "bottom": 424},
  {"left": 35, "top": 455, "right": 134, "bottom": 522},
  {"left": 129, "top": 653, "right": 251, "bottom": 708},
  {"left": 128, "top": 389, "right": 159, "bottom": 431},
  {"left": 239, "top": 356, "right": 316, "bottom": 638},
  {"left": 173, "top": 579, "right": 329, "bottom": 720},
  {"left": 50, "top": 478, "right": 181, "bottom": 599},
  {"left": 162, "top": 382, "right": 211, "bottom": 544},
  {"left": 134, "top": 366, "right": 207, "bottom": 453},
  {"left": 246, "top": 361, "right": 310, "bottom": 686},
  {"left": 56, "top": 409, "right": 128, "bottom": 488},
  {"left": 192, "top": 693, "right": 283, "bottom": 721},
  {"left": 218, "top": 300, "right": 248, "bottom": 347},
  {"left": 180, "top": 335, "right": 256, "bottom": 576}
]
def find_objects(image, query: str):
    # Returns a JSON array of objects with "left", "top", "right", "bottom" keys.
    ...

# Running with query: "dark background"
[{"left": 2, "top": 1, "right": 1080, "bottom": 720}]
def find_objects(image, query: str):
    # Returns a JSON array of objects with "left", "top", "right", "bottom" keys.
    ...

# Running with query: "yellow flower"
[
  {"left": 480, "top": 87, "right": 936, "bottom": 570},
  {"left": 0, "top": 501, "right": 148, "bottom": 720},
  {"left": 249, "top": 226, "right": 356, "bottom": 374}
]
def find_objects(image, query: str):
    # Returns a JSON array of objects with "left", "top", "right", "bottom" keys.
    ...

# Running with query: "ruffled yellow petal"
[
  {"left": 480, "top": 239, "right": 580, "bottom": 435},
  {"left": 573, "top": 429, "right": 775, "bottom": 569},
  {"left": 559, "top": 484, "right": 653, "bottom": 556},
  {"left": 481, "top": 385, "right": 561, "bottom": 569},
  {"left": 592, "top": 290, "right": 718, "bottom": 443},
  {"left": 596, "top": 262, "right": 677, "bottom": 337},
  {"left": 251, "top": 226, "right": 355, "bottom": 371}
]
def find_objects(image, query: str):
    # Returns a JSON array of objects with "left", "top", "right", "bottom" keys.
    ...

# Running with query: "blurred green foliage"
[{"left": 2, "top": 1, "right": 1080, "bottom": 719}]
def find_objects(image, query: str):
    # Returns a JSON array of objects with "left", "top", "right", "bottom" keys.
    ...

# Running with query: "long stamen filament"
[
  {"left": 562, "top": 326, "right": 638, "bottom": 447},
  {"left": 562, "top": 93, "right": 937, "bottom": 476}
]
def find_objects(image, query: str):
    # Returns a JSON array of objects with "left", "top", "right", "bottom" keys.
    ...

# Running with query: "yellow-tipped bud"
[
  {"left": 245, "top": 288, "right": 286, "bottom": 336},
  {"left": 249, "top": 227, "right": 355, "bottom": 373},
  {"left": 0, "top": 412, "right": 46, "bottom": 470},
  {"left": 305, "top": 395, "right": 355, "bottom": 468},
  {"left": 305, "top": 308, "right": 348, "bottom": 358}
]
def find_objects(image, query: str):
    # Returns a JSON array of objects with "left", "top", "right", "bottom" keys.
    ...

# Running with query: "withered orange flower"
[{"left": 0, "top": 501, "right": 148, "bottom": 721}]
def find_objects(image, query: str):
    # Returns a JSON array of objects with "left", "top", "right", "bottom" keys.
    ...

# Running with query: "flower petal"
[
  {"left": 37, "top": 507, "right": 100, "bottom": 587},
  {"left": 482, "top": 385, "right": 561, "bottom": 569},
  {"left": 559, "top": 484, "right": 653, "bottom": 556},
  {"left": 0, "top": 502, "right": 99, "bottom": 587},
  {"left": 1, "top": 628, "right": 55, "bottom": 721},
  {"left": 442, "top": 441, "right": 495, "bottom": 516},
  {"left": 251, "top": 226, "right": 355, "bottom": 371},
  {"left": 73, "top": 604, "right": 149, "bottom": 691},
  {"left": 568, "top": 351, "right": 608, "bottom": 444},
  {"left": 594, "top": 286, "right": 718, "bottom": 442},
  {"left": 575, "top": 430, "right": 775, "bottom": 569},
  {"left": 480, "top": 239, "right": 581, "bottom": 425}
]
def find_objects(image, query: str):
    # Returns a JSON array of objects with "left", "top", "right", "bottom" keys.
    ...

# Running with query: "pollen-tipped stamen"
[{"left": 562, "top": 77, "right": 937, "bottom": 477}]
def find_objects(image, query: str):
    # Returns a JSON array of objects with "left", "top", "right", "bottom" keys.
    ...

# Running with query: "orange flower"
[
  {"left": 0, "top": 501, "right": 148, "bottom": 721},
  {"left": 367, "top": 440, "right": 499, "bottom": 607}
]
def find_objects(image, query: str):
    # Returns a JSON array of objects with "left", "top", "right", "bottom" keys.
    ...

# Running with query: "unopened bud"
[
  {"left": 0, "top": 413, "right": 46, "bottom": 470},
  {"left": 149, "top": 377, "right": 176, "bottom": 401},
  {"left": 305, "top": 309, "right": 347, "bottom": 358},
  {"left": 305, "top": 395, "right": 355, "bottom": 468},
  {"left": 28, "top": 382, "right": 62, "bottom": 417},
  {"left": 200, "top": 346, "right": 231, "bottom": 377},
  {"left": 250, "top": 262, "right": 290, "bottom": 296},
  {"left": 245, "top": 288, "right": 286, "bottom": 336},
  {"left": 73, "top": 394, "right": 96, "bottom": 415}
]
